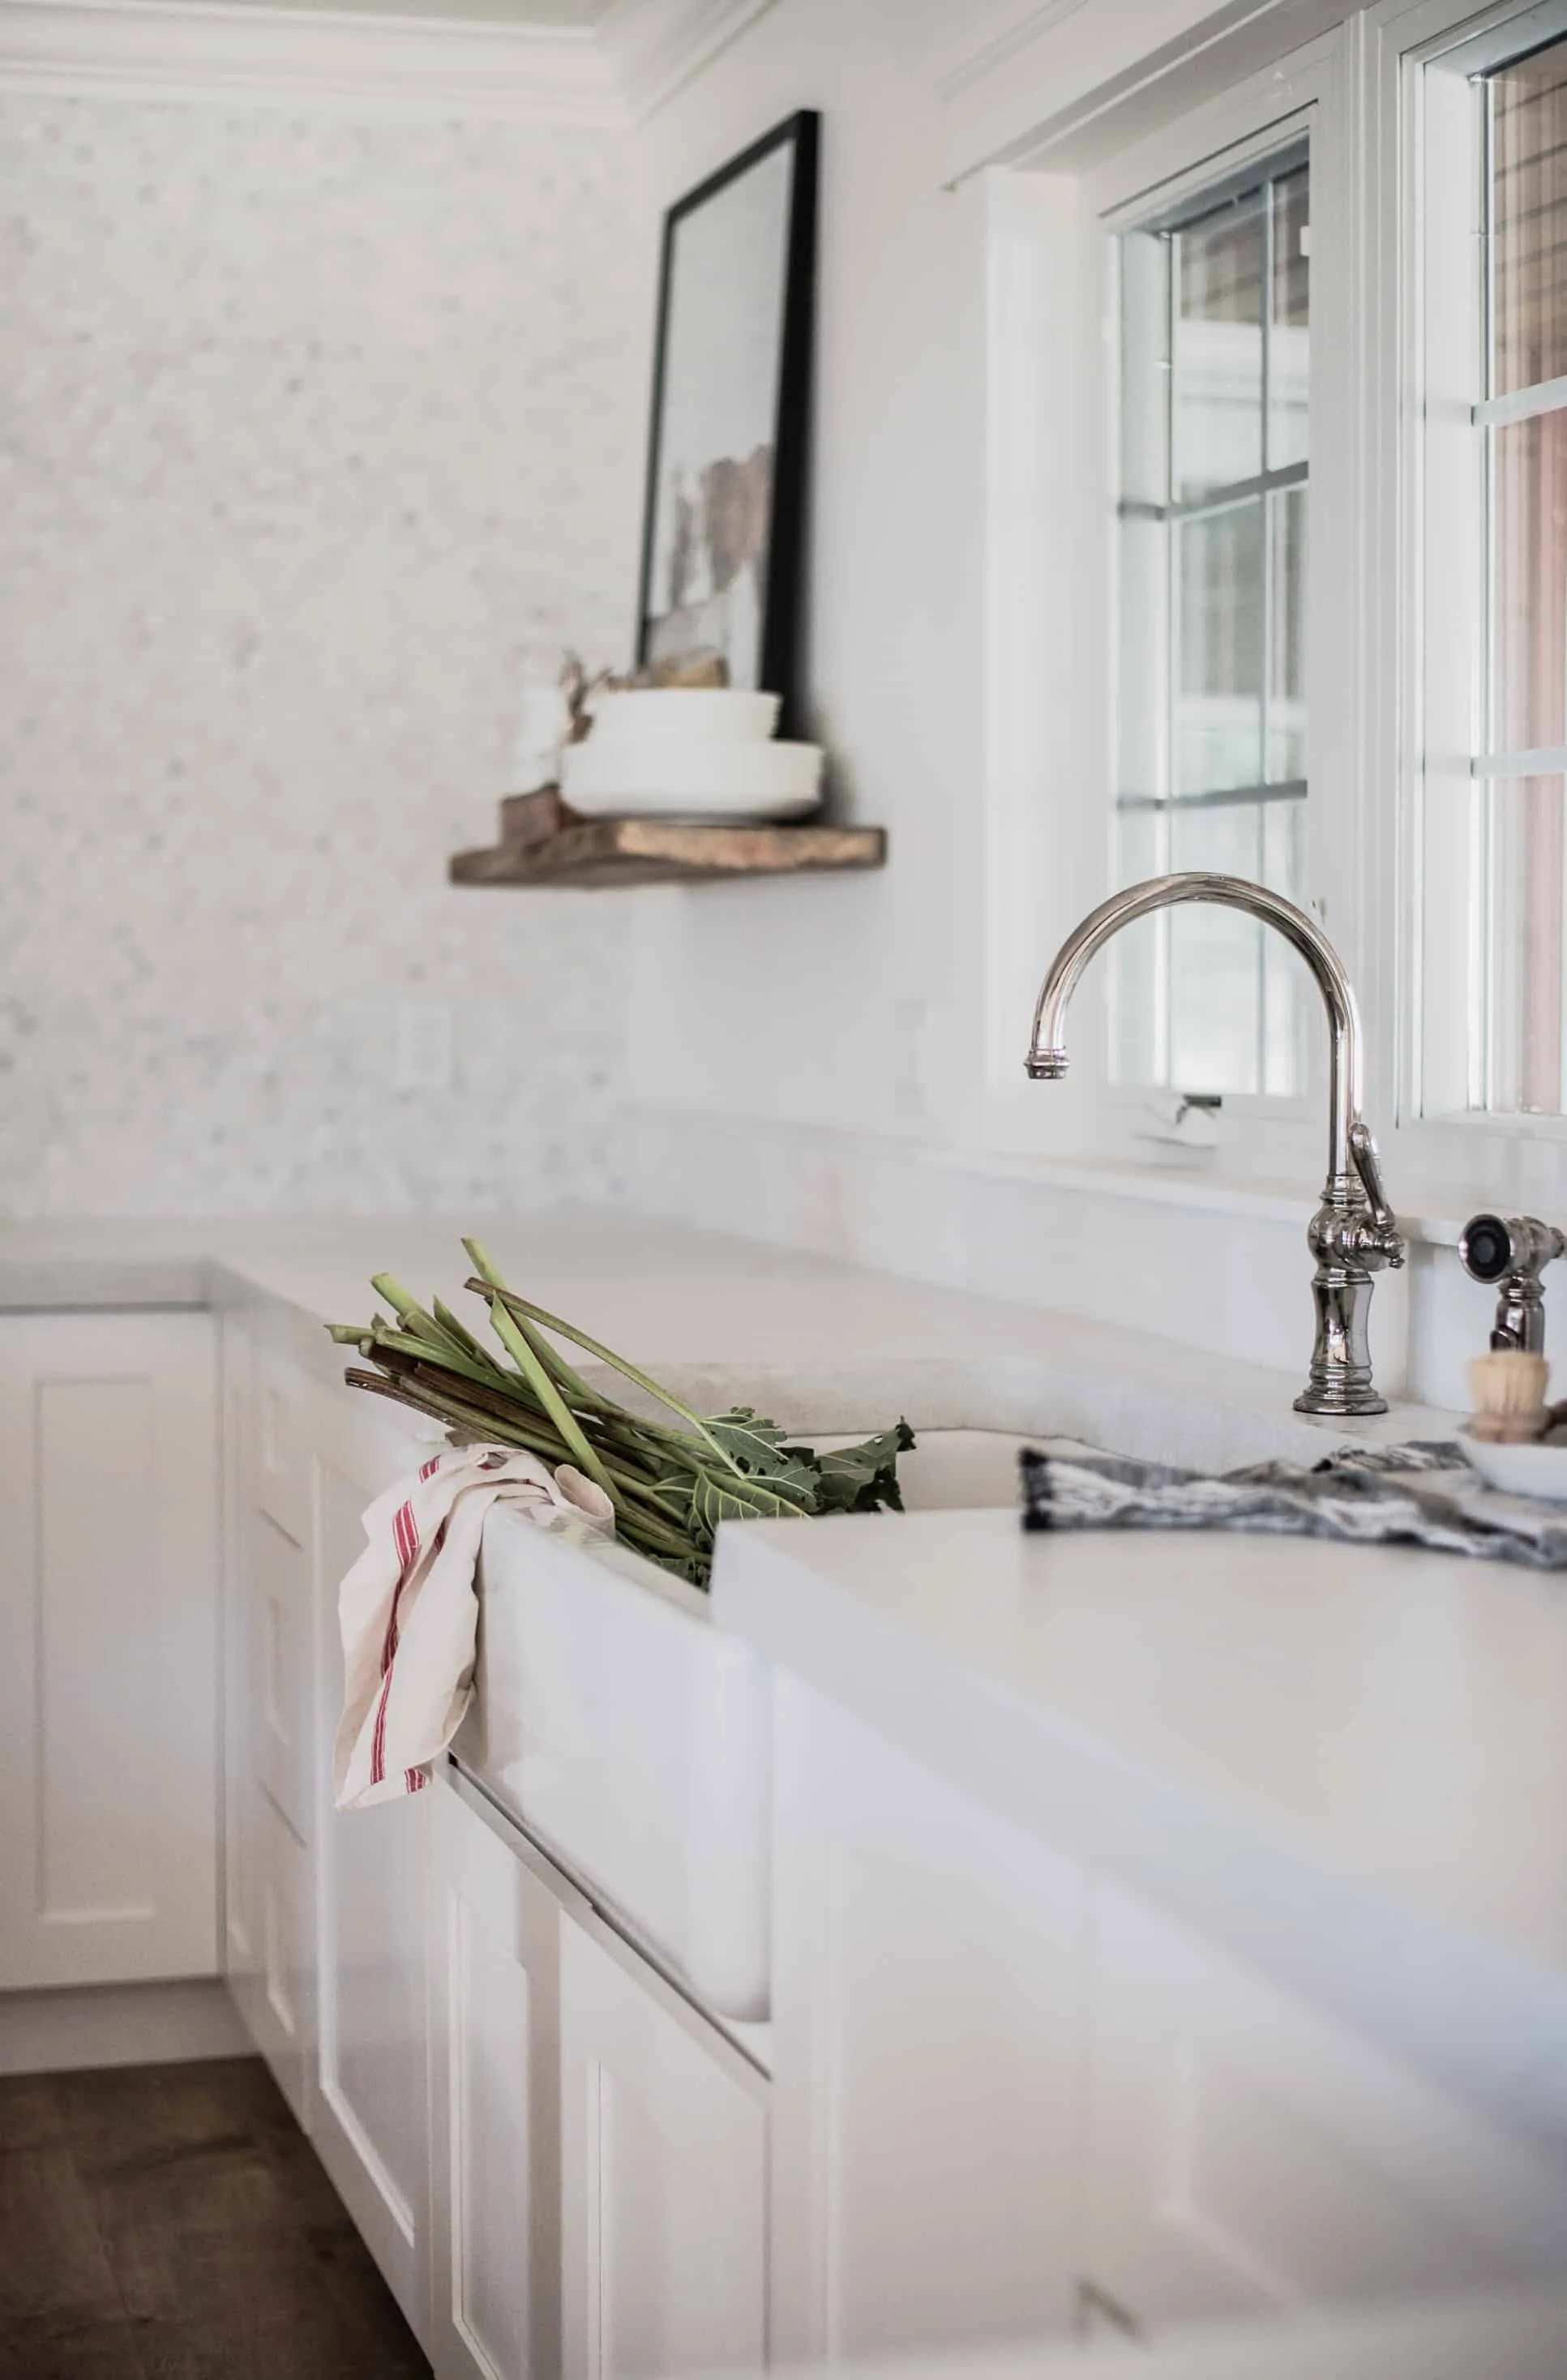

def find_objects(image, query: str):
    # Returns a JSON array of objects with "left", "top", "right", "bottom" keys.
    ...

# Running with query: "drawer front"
[{"left": 1082, "top": 1881, "right": 1567, "bottom": 2332}]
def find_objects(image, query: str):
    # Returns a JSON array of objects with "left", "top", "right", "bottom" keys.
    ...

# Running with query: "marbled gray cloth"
[{"left": 1019, "top": 1440, "right": 1567, "bottom": 1569}]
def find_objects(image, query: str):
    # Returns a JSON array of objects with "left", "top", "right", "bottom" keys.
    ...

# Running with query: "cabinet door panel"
[
  {"left": 429, "top": 1773, "right": 566, "bottom": 2380},
  {"left": 1083, "top": 1882, "right": 1567, "bottom": 2331},
  {"left": 251, "top": 1776, "right": 313, "bottom": 2128},
  {"left": 312, "top": 1390, "right": 435, "bottom": 2339},
  {"left": 220, "top": 1319, "right": 260, "bottom": 2027},
  {"left": 249, "top": 1504, "right": 312, "bottom": 1842},
  {"left": 769, "top": 1679, "right": 1083, "bottom": 2363},
  {"left": 0, "top": 1312, "right": 217, "bottom": 1988},
  {"left": 560, "top": 1916, "right": 767, "bottom": 2380}
]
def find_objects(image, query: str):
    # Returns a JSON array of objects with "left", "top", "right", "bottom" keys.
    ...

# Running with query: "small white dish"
[
  {"left": 589, "top": 689, "right": 781, "bottom": 744},
  {"left": 1457, "top": 1427, "right": 1567, "bottom": 1501},
  {"left": 562, "top": 734, "right": 824, "bottom": 822}
]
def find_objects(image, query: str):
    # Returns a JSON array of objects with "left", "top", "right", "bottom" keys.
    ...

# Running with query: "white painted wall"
[
  {"left": 625, "top": 0, "right": 990, "bottom": 1157},
  {"left": 0, "top": 88, "right": 641, "bottom": 1215},
  {"left": 613, "top": 0, "right": 1509, "bottom": 1410}
]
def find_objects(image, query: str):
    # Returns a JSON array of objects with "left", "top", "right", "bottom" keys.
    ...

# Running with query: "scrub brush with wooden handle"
[{"left": 1466, "top": 1351, "right": 1550, "bottom": 1442}]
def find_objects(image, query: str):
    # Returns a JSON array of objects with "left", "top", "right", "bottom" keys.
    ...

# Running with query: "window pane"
[
  {"left": 1114, "top": 152, "right": 1308, "bottom": 1097},
  {"left": 1173, "top": 187, "right": 1265, "bottom": 499},
  {"left": 1261, "top": 798, "right": 1308, "bottom": 1096},
  {"left": 1269, "top": 167, "right": 1310, "bottom": 470},
  {"left": 1477, "top": 777, "right": 1567, "bottom": 1113},
  {"left": 1490, "top": 408, "right": 1567, "bottom": 756},
  {"left": 1111, "top": 807, "right": 1164, "bottom": 1083},
  {"left": 1458, "top": 39, "right": 1567, "bottom": 1119},
  {"left": 1489, "top": 43, "right": 1567, "bottom": 400},
  {"left": 1118, "top": 514, "right": 1166, "bottom": 800},
  {"left": 1175, "top": 500, "right": 1264, "bottom": 795},
  {"left": 1166, "top": 798, "right": 1307, "bottom": 1097}
]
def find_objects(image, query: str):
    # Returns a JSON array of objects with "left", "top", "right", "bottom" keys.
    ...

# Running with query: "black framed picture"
[{"left": 636, "top": 110, "right": 819, "bottom": 731}]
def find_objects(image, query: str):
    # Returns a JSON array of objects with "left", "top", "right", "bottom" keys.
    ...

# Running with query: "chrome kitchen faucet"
[{"left": 1025, "top": 872, "right": 1405, "bottom": 1417}]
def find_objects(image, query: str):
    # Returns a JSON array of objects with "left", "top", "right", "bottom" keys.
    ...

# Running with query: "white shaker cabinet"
[
  {"left": 310, "top": 1379, "right": 439, "bottom": 2340},
  {"left": 1081, "top": 1882, "right": 1567, "bottom": 2335},
  {"left": 220, "top": 1320, "right": 438, "bottom": 2321},
  {"left": 221, "top": 1322, "right": 317, "bottom": 2129},
  {"left": 0, "top": 1310, "right": 217, "bottom": 1991},
  {"left": 559, "top": 1912, "right": 769, "bottom": 2380},
  {"left": 249, "top": 1770, "right": 315, "bottom": 2127},
  {"left": 219, "top": 1317, "right": 262, "bottom": 2039},
  {"left": 428, "top": 1770, "right": 574, "bottom": 2380},
  {"left": 429, "top": 1764, "right": 770, "bottom": 2380},
  {"left": 769, "top": 1675, "right": 1084, "bottom": 2365}
]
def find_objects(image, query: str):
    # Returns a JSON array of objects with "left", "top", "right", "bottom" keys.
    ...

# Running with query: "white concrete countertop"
[
  {"left": 714, "top": 1495, "right": 1567, "bottom": 2156},
  {"left": 0, "top": 1209, "right": 1450, "bottom": 1464},
  {"left": 25, "top": 1209, "right": 1548, "bottom": 2120}
]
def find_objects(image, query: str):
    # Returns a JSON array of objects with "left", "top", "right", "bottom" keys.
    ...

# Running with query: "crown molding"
[
  {"left": 927, "top": 0, "right": 1094, "bottom": 104},
  {"left": 935, "top": 0, "right": 1336, "bottom": 183},
  {"left": 0, "top": 0, "right": 777, "bottom": 120},
  {"left": 597, "top": 0, "right": 775, "bottom": 118}
]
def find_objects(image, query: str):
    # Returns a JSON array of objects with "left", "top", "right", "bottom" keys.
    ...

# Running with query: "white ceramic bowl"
[
  {"left": 1457, "top": 1427, "right": 1567, "bottom": 1501},
  {"left": 562, "top": 734, "right": 823, "bottom": 822},
  {"left": 589, "top": 689, "right": 781, "bottom": 744}
]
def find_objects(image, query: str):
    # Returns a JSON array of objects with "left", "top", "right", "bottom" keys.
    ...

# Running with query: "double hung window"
[
  {"left": 1464, "top": 33, "right": 1567, "bottom": 1115},
  {"left": 1111, "top": 152, "right": 1312, "bottom": 1100}
]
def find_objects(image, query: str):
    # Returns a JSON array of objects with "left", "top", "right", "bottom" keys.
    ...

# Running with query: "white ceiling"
[{"left": 149, "top": 0, "right": 617, "bottom": 22}]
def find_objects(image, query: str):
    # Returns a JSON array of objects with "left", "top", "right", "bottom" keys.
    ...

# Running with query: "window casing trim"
[
  {"left": 978, "top": 0, "right": 1567, "bottom": 1213},
  {"left": 977, "top": 37, "right": 1346, "bottom": 1193}
]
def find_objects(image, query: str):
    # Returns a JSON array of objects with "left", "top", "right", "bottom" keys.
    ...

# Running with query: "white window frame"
[
  {"left": 1398, "top": 0, "right": 1567, "bottom": 1175},
  {"left": 978, "top": 0, "right": 1567, "bottom": 1214},
  {"left": 979, "top": 31, "right": 1355, "bottom": 1195}
]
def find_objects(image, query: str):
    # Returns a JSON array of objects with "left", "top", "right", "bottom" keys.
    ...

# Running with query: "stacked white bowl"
[{"left": 562, "top": 689, "right": 824, "bottom": 823}]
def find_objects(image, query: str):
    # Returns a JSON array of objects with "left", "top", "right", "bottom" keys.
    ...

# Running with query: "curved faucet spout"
[
  {"left": 1025, "top": 871, "right": 1403, "bottom": 1418},
  {"left": 1026, "top": 872, "right": 1363, "bottom": 1184}
]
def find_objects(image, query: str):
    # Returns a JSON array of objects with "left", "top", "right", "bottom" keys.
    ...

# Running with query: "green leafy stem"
[{"left": 327, "top": 1238, "right": 913, "bottom": 1587}]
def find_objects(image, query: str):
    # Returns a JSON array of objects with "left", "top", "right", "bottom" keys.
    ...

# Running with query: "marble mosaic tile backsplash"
[{"left": 0, "top": 93, "right": 642, "bottom": 1215}]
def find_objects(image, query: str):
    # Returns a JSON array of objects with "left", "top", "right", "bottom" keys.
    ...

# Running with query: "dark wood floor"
[{"left": 0, "top": 2055, "right": 430, "bottom": 2379}]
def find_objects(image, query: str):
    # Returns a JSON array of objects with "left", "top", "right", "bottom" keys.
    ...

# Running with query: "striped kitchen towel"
[
  {"left": 335, "top": 1442, "right": 614, "bottom": 1809},
  {"left": 1018, "top": 1440, "right": 1567, "bottom": 1567}
]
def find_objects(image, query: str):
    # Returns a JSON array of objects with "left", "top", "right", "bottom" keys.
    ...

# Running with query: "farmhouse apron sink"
[{"left": 452, "top": 1398, "right": 1369, "bottom": 2023}]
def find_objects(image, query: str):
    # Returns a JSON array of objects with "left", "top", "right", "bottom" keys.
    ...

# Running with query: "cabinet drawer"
[
  {"left": 249, "top": 1505, "right": 313, "bottom": 1844},
  {"left": 1082, "top": 1881, "right": 1567, "bottom": 2331}
]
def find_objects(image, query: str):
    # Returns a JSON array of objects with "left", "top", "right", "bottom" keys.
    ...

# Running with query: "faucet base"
[
  {"left": 1297, "top": 1180, "right": 1402, "bottom": 1420},
  {"left": 1293, "top": 1380, "right": 1389, "bottom": 1419}
]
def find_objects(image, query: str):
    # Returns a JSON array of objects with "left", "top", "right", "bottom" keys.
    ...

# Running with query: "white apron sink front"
[
  {"left": 451, "top": 1402, "right": 1368, "bottom": 2025},
  {"left": 452, "top": 1428, "right": 1042, "bottom": 2023}
]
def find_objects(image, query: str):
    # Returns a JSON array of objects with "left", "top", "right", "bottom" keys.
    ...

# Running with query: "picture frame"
[{"left": 635, "top": 110, "right": 820, "bottom": 734}]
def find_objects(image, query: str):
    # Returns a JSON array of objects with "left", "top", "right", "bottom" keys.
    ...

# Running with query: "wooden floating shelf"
[{"left": 450, "top": 787, "right": 887, "bottom": 890}]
